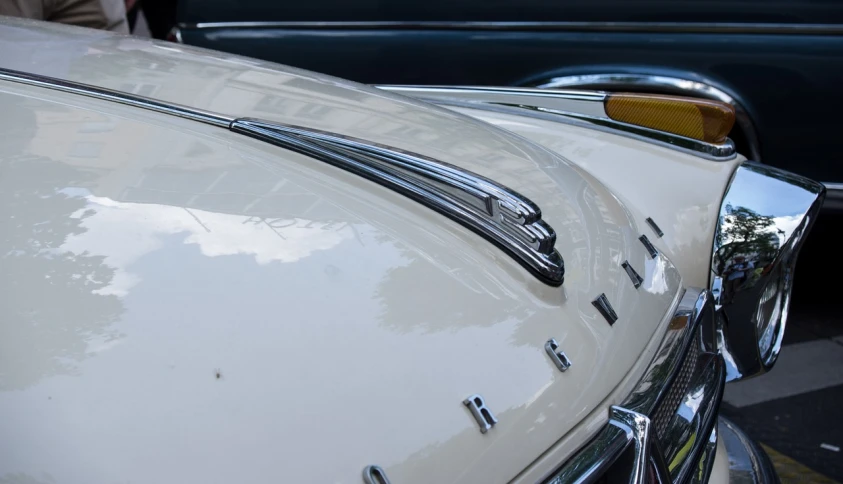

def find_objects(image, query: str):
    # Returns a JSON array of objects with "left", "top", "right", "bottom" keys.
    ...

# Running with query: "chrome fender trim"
[
  {"left": 712, "top": 162, "right": 825, "bottom": 381},
  {"left": 529, "top": 72, "right": 761, "bottom": 161},
  {"left": 378, "top": 85, "right": 736, "bottom": 161},
  {"left": 0, "top": 67, "right": 233, "bottom": 128}
]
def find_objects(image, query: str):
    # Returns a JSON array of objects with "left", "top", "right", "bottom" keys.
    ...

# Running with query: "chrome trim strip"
[
  {"left": 381, "top": 85, "right": 608, "bottom": 117},
  {"left": 377, "top": 85, "right": 736, "bottom": 160},
  {"left": 712, "top": 162, "right": 825, "bottom": 381},
  {"left": 822, "top": 182, "right": 843, "bottom": 190},
  {"left": 179, "top": 21, "right": 843, "bottom": 36},
  {"left": 532, "top": 73, "right": 761, "bottom": 160},
  {"left": 230, "top": 118, "right": 565, "bottom": 285},
  {"left": 0, "top": 67, "right": 233, "bottom": 128}
]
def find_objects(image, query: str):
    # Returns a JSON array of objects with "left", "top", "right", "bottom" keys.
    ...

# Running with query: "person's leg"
[
  {"left": 139, "top": 0, "right": 175, "bottom": 39},
  {"left": 126, "top": 0, "right": 139, "bottom": 31},
  {"left": 0, "top": 0, "right": 47, "bottom": 21},
  {"left": 46, "top": 0, "right": 128, "bottom": 33}
]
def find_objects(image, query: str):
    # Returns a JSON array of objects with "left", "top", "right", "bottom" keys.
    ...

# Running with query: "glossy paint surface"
[
  {"left": 449, "top": 106, "right": 742, "bottom": 289},
  {"left": 0, "top": 59, "right": 683, "bottom": 484}
]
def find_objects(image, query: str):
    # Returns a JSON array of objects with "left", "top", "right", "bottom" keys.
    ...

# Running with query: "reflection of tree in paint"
[{"left": 0, "top": 99, "right": 123, "bottom": 391}]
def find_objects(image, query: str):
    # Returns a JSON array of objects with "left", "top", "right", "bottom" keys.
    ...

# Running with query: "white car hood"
[{"left": 0, "top": 19, "right": 682, "bottom": 484}]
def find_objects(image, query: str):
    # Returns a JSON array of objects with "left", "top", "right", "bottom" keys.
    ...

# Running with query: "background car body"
[
  {"left": 173, "top": 0, "right": 843, "bottom": 209},
  {"left": 0, "top": 18, "right": 812, "bottom": 484}
]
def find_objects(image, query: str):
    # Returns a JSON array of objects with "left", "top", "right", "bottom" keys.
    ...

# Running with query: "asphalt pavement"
[{"left": 721, "top": 212, "right": 843, "bottom": 483}]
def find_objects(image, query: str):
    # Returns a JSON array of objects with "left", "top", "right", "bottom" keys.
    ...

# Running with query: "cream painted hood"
[{"left": 0, "top": 19, "right": 683, "bottom": 484}]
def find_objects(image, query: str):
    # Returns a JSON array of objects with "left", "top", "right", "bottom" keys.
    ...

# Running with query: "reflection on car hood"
[{"left": 0, "top": 19, "right": 682, "bottom": 484}]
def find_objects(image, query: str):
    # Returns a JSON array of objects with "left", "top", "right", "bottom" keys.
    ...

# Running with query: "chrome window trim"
[
  {"left": 177, "top": 21, "right": 843, "bottom": 36},
  {"left": 0, "top": 67, "right": 233, "bottom": 128},
  {"left": 0, "top": 68, "right": 564, "bottom": 285},
  {"left": 531, "top": 73, "right": 760, "bottom": 161},
  {"left": 377, "top": 85, "right": 736, "bottom": 161},
  {"left": 542, "top": 288, "right": 725, "bottom": 484},
  {"left": 230, "top": 119, "right": 565, "bottom": 285}
]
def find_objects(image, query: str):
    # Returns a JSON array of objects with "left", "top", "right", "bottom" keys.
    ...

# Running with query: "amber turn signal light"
[{"left": 604, "top": 93, "right": 735, "bottom": 144}]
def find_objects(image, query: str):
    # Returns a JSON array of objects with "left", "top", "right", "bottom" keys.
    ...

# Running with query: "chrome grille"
[
  {"left": 652, "top": 336, "right": 701, "bottom": 439},
  {"left": 542, "top": 288, "right": 725, "bottom": 484}
]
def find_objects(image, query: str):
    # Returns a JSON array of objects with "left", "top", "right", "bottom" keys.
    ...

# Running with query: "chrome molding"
[
  {"left": 377, "top": 85, "right": 736, "bottom": 160},
  {"left": 544, "top": 288, "right": 725, "bottom": 484},
  {"left": 179, "top": 21, "right": 843, "bottom": 36},
  {"left": 0, "top": 67, "right": 233, "bottom": 128},
  {"left": 532, "top": 73, "right": 760, "bottom": 160},
  {"left": 382, "top": 85, "right": 608, "bottom": 116},
  {"left": 231, "top": 119, "right": 565, "bottom": 285},
  {"left": 712, "top": 162, "right": 825, "bottom": 381},
  {"left": 0, "top": 68, "right": 565, "bottom": 286}
]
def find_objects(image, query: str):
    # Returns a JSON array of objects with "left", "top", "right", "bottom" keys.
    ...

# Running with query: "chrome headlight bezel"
[{"left": 711, "top": 161, "right": 825, "bottom": 382}]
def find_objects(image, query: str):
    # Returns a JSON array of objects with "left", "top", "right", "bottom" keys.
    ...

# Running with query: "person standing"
[{"left": 0, "top": 0, "right": 129, "bottom": 33}]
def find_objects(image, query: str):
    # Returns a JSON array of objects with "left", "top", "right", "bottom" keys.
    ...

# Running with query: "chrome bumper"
[{"left": 719, "top": 417, "right": 780, "bottom": 484}]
